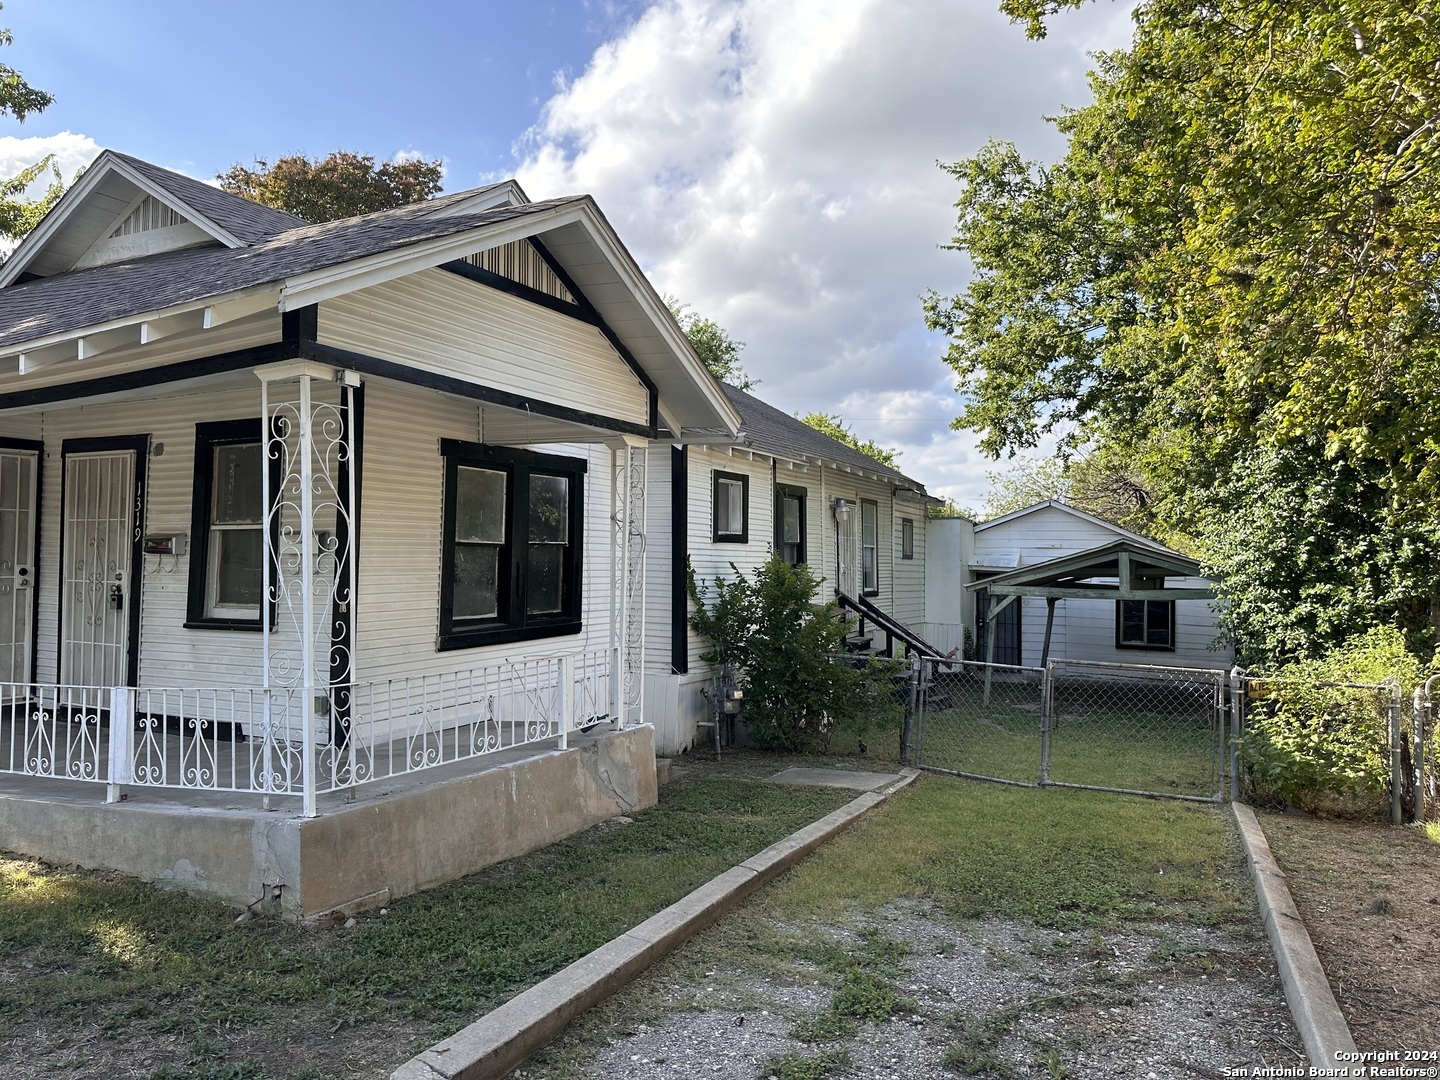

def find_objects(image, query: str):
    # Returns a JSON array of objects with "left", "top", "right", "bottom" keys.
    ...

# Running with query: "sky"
[{"left": 1, "top": 0, "right": 1134, "bottom": 511}]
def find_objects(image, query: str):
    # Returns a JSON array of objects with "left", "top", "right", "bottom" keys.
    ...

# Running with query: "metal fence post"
[
  {"left": 1387, "top": 677, "right": 1403, "bottom": 826},
  {"left": 1228, "top": 666, "right": 1245, "bottom": 802},
  {"left": 1039, "top": 660, "right": 1053, "bottom": 786}
]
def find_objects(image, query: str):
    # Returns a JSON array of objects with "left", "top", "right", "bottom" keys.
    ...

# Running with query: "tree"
[
  {"left": 797, "top": 412, "right": 900, "bottom": 470},
  {"left": 0, "top": 10, "right": 64, "bottom": 244},
  {"left": 926, "top": 0, "right": 1440, "bottom": 662},
  {"left": 218, "top": 151, "right": 444, "bottom": 223},
  {"left": 665, "top": 297, "right": 755, "bottom": 389}
]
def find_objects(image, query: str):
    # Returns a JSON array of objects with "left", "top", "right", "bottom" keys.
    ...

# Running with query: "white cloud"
[
  {"left": 515, "top": 0, "right": 1127, "bottom": 510},
  {"left": 0, "top": 131, "right": 100, "bottom": 194}
]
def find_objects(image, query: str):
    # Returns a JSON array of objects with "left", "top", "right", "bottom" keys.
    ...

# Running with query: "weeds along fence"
[
  {"left": 1235, "top": 673, "right": 1430, "bottom": 825},
  {"left": 907, "top": 656, "right": 1432, "bottom": 819}
]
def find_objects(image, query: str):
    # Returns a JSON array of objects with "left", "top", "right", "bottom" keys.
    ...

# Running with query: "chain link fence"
[{"left": 908, "top": 658, "right": 1045, "bottom": 785}]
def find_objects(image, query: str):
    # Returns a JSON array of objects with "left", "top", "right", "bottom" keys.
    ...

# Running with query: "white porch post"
[
  {"left": 257, "top": 362, "right": 360, "bottom": 817},
  {"left": 609, "top": 437, "right": 648, "bottom": 728}
]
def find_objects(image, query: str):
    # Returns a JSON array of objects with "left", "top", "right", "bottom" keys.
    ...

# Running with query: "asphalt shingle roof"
[
  {"left": 719, "top": 382, "right": 924, "bottom": 490},
  {"left": 0, "top": 194, "right": 584, "bottom": 351},
  {"left": 114, "top": 153, "right": 312, "bottom": 244}
]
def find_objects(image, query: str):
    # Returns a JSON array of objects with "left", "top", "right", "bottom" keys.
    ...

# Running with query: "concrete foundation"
[{"left": 0, "top": 725, "right": 657, "bottom": 918}]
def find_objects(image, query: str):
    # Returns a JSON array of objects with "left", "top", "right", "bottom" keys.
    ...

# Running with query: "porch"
[{"left": 0, "top": 721, "right": 657, "bottom": 919}]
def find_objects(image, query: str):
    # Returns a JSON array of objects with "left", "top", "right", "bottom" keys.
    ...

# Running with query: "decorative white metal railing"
[{"left": 0, "top": 650, "right": 614, "bottom": 807}]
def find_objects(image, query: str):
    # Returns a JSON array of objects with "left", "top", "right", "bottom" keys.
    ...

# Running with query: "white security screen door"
[
  {"left": 0, "top": 449, "right": 37, "bottom": 690},
  {"left": 835, "top": 499, "right": 860, "bottom": 597},
  {"left": 61, "top": 450, "right": 137, "bottom": 687}
]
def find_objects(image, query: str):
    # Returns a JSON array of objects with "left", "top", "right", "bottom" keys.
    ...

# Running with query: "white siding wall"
[
  {"left": 319, "top": 268, "right": 649, "bottom": 427},
  {"left": 972, "top": 506, "right": 1227, "bottom": 669},
  {"left": 891, "top": 496, "right": 927, "bottom": 628},
  {"left": 354, "top": 379, "right": 617, "bottom": 685},
  {"left": 28, "top": 383, "right": 273, "bottom": 688}
]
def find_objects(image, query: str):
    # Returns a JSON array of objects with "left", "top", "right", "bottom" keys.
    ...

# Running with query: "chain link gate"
[{"left": 911, "top": 657, "right": 1227, "bottom": 802}]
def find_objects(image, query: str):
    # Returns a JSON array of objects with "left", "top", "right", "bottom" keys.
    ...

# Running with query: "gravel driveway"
[{"left": 525, "top": 900, "right": 1302, "bottom": 1079}]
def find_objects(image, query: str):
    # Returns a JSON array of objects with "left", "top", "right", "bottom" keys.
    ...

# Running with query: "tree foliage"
[
  {"left": 928, "top": 0, "right": 1440, "bottom": 662},
  {"left": 665, "top": 297, "right": 755, "bottom": 389},
  {"left": 798, "top": 412, "right": 900, "bottom": 469},
  {"left": 0, "top": 9, "right": 62, "bottom": 244},
  {"left": 218, "top": 151, "right": 444, "bottom": 223}
]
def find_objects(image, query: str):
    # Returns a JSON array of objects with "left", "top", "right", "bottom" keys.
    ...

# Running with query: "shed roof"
[{"left": 969, "top": 538, "right": 1214, "bottom": 601}]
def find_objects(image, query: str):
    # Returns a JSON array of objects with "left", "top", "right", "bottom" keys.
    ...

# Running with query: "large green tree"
[
  {"left": 0, "top": 9, "right": 65, "bottom": 243},
  {"left": 218, "top": 151, "right": 444, "bottom": 223},
  {"left": 926, "top": 0, "right": 1440, "bottom": 662},
  {"left": 666, "top": 297, "right": 755, "bottom": 389}
]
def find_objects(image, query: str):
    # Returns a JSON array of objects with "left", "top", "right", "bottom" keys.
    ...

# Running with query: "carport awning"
[{"left": 966, "top": 539, "right": 1215, "bottom": 601}]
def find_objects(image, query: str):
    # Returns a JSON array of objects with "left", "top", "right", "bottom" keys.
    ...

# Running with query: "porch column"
[
  {"left": 257, "top": 362, "right": 360, "bottom": 817},
  {"left": 610, "top": 436, "right": 648, "bottom": 728}
]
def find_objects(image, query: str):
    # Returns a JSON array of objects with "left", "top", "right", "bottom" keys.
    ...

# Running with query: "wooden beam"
[
  {"left": 204, "top": 287, "right": 280, "bottom": 329},
  {"left": 78, "top": 324, "right": 144, "bottom": 361},
  {"left": 989, "top": 584, "right": 1213, "bottom": 600},
  {"left": 18, "top": 341, "right": 78, "bottom": 374},
  {"left": 1118, "top": 550, "right": 1131, "bottom": 592},
  {"left": 141, "top": 309, "right": 207, "bottom": 344}
]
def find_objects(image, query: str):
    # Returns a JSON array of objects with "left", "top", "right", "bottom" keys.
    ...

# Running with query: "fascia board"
[
  {"left": 0, "top": 282, "right": 283, "bottom": 359},
  {"left": 277, "top": 202, "right": 591, "bottom": 311}
]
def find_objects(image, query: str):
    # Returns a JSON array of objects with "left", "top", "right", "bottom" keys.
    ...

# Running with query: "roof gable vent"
[{"left": 109, "top": 195, "right": 182, "bottom": 238}]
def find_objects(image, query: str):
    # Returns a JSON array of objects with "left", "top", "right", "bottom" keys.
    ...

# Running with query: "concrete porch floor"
[{"left": 0, "top": 724, "right": 658, "bottom": 919}]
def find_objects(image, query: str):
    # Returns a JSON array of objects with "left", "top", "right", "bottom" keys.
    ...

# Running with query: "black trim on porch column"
[
  {"left": 329, "top": 384, "right": 363, "bottom": 747},
  {"left": 671, "top": 444, "right": 688, "bottom": 675}
]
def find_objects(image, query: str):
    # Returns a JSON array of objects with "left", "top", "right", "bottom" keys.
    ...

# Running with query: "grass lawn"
[
  {"left": 0, "top": 763, "right": 859, "bottom": 1080},
  {"left": 918, "top": 673, "right": 1223, "bottom": 799}
]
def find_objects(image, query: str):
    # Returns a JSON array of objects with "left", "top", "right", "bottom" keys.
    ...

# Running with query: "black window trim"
[
  {"left": 775, "top": 483, "right": 807, "bottom": 565},
  {"left": 438, "top": 440, "right": 587, "bottom": 651},
  {"left": 712, "top": 469, "right": 749, "bottom": 544},
  {"left": 900, "top": 517, "right": 914, "bottom": 560},
  {"left": 1115, "top": 598, "right": 1177, "bottom": 652},
  {"left": 860, "top": 498, "right": 880, "bottom": 596},
  {"left": 185, "top": 418, "right": 280, "bottom": 631}
]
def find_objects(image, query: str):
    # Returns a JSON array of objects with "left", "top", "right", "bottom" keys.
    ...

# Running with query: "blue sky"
[{"left": 1, "top": 0, "right": 1133, "bottom": 510}]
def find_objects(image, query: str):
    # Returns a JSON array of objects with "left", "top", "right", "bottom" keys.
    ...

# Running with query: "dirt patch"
[
  {"left": 523, "top": 901, "right": 1301, "bottom": 1079},
  {"left": 1258, "top": 811, "right": 1440, "bottom": 1053}
]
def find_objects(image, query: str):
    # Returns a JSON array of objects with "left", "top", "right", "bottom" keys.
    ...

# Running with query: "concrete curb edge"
[
  {"left": 391, "top": 767, "right": 922, "bottom": 1080},
  {"left": 1231, "top": 802, "right": 1356, "bottom": 1068}
]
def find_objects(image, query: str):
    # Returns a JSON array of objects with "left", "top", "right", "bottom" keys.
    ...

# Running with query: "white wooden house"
[
  {"left": 645, "top": 384, "right": 938, "bottom": 753},
  {"left": 0, "top": 150, "right": 741, "bottom": 916},
  {"left": 926, "top": 501, "right": 1229, "bottom": 670}
]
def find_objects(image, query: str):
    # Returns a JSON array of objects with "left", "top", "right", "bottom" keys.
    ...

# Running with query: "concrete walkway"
[
  {"left": 1232, "top": 803, "right": 1356, "bottom": 1069},
  {"left": 391, "top": 767, "right": 920, "bottom": 1080}
]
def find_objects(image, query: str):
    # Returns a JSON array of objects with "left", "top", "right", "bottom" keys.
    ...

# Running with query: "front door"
[
  {"left": 61, "top": 447, "right": 141, "bottom": 688},
  {"left": 835, "top": 499, "right": 860, "bottom": 597},
  {"left": 0, "top": 447, "right": 38, "bottom": 693}
]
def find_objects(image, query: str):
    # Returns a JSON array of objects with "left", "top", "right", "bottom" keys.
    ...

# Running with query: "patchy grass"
[{"left": 0, "top": 767, "right": 857, "bottom": 1079}]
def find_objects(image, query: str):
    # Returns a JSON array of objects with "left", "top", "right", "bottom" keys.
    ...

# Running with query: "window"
[
  {"left": 775, "top": 484, "right": 806, "bottom": 565},
  {"left": 187, "top": 419, "right": 270, "bottom": 629},
  {"left": 860, "top": 499, "right": 879, "bottom": 594},
  {"left": 900, "top": 517, "right": 914, "bottom": 560},
  {"left": 1117, "top": 599, "right": 1175, "bottom": 650},
  {"left": 440, "top": 441, "right": 585, "bottom": 649},
  {"left": 713, "top": 470, "right": 748, "bottom": 543}
]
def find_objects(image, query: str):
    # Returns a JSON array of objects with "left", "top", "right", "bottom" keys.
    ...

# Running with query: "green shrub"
[
  {"left": 1242, "top": 627, "right": 1427, "bottom": 815},
  {"left": 688, "top": 556, "right": 906, "bottom": 752}
]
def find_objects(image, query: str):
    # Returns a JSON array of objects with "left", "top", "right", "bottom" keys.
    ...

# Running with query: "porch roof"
[{"left": 967, "top": 539, "right": 1215, "bottom": 601}]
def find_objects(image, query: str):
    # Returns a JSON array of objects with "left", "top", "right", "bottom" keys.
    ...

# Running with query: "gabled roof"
[
  {"left": 965, "top": 538, "right": 1215, "bottom": 599},
  {"left": 0, "top": 150, "right": 742, "bottom": 435},
  {"left": 974, "top": 499, "right": 1169, "bottom": 549},
  {"left": 718, "top": 383, "right": 925, "bottom": 490}
]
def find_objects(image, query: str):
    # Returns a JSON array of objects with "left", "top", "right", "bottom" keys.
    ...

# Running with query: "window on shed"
[
  {"left": 1117, "top": 599, "right": 1175, "bottom": 650},
  {"left": 713, "top": 471, "right": 749, "bottom": 543},
  {"left": 860, "top": 499, "right": 879, "bottom": 594}
]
